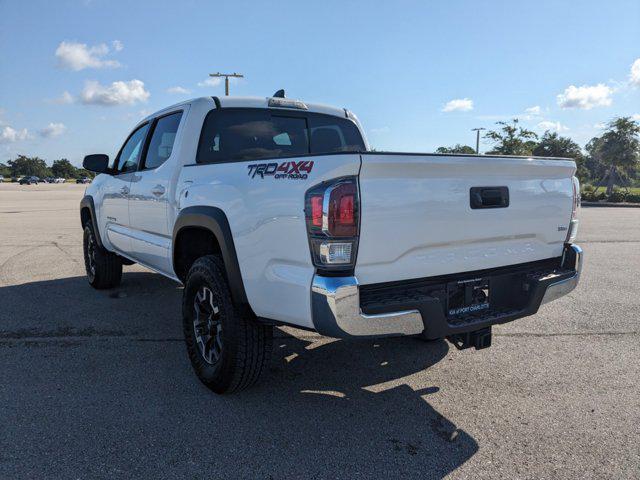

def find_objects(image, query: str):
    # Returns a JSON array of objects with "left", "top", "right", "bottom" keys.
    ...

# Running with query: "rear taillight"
[
  {"left": 566, "top": 176, "right": 580, "bottom": 243},
  {"left": 305, "top": 177, "right": 359, "bottom": 271}
]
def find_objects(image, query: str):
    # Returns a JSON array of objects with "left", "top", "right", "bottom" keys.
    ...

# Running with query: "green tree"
[
  {"left": 7, "top": 155, "right": 51, "bottom": 178},
  {"left": 0, "top": 162, "right": 10, "bottom": 179},
  {"left": 51, "top": 158, "right": 77, "bottom": 179},
  {"left": 589, "top": 117, "right": 640, "bottom": 195},
  {"left": 484, "top": 119, "right": 538, "bottom": 156},
  {"left": 584, "top": 136, "right": 608, "bottom": 184},
  {"left": 533, "top": 131, "right": 589, "bottom": 182},
  {"left": 75, "top": 168, "right": 95, "bottom": 179},
  {"left": 435, "top": 144, "right": 476, "bottom": 154}
]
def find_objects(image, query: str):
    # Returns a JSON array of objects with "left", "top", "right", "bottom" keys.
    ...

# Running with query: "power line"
[{"left": 209, "top": 72, "right": 244, "bottom": 96}]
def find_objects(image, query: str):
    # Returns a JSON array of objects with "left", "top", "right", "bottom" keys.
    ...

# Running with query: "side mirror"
[{"left": 83, "top": 154, "right": 110, "bottom": 174}]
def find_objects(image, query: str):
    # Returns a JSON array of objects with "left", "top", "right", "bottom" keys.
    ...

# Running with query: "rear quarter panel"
[{"left": 177, "top": 154, "right": 360, "bottom": 328}]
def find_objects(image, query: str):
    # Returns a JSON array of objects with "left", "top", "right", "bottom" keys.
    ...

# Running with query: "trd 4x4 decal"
[{"left": 247, "top": 161, "right": 314, "bottom": 180}]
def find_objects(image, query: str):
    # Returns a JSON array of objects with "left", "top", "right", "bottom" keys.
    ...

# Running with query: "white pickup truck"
[{"left": 80, "top": 94, "right": 582, "bottom": 393}]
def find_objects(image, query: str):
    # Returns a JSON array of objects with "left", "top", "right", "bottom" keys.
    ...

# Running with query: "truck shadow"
[
  {"left": 0, "top": 271, "right": 478, "bottom": 478},
  {"left": 247, "top": 332, "right": 479, "bottom": 477}
]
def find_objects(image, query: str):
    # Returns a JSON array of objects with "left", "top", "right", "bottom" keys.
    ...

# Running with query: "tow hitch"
[{"left": 447, "top": 326, "right": 492, "bottom": 350}]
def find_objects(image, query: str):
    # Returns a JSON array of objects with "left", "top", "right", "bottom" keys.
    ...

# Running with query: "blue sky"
[{"left": 1, "top": 0, "right": 639, "bottom": 165}]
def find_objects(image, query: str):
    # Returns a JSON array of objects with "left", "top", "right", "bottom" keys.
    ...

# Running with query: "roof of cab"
[
  {"left": 216, "top": 96, "right": 347, "bottom": 118},
  {"left": 141, "top": 96, "right": 348, "bottom": 124}
]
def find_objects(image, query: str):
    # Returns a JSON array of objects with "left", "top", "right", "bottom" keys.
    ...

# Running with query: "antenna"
[
  {"left": 273, "top": 89, "right": 285, "bottom": 98},
  {"left": 208, "top": 72, "right": 244, "bottom": 96}
]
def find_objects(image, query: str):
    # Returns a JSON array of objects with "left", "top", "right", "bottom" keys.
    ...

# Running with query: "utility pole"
[
  {"left": 209, "top": 72, "right": 244, "bottom": 96},
  {"left": 472, "top": 127, "right": 486, "bottom": 154}
]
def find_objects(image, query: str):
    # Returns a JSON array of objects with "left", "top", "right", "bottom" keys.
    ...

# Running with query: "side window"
[
  {"left": 197, "top": 110, "right": 309, "bottom": 164},
  {"left": 143, "top": 111, "right": 183, "bottom": 169},
  {"left": 308, "top": 114, "right": 365, "bottom": 154},
  {"left": 115, "top": 123, "right": 149, "bottom": 173}
]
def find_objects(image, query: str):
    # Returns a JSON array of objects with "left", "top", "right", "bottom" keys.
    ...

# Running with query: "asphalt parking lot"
[{"left": 0, "top": 183, "right": 638, "bottom": 479}]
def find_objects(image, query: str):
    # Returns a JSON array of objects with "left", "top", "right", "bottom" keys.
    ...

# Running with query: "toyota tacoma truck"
[{"left": 80, "top": 94, "right": 582, "bottom": 393}]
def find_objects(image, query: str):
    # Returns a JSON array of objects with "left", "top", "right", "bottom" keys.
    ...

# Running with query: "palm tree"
[{"left": 589, "top": 117, "right": 640, "bottom": 196}]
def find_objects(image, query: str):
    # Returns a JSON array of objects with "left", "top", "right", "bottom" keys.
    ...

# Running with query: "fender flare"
[
  {"left": 79, "top": 195, "right": 104, "bottom": 248},
  {"left": 172, "top": 206, "right": 249, "bottom": 307}
]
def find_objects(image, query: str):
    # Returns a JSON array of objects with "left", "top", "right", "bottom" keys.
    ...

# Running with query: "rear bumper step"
[{"left": 311, "top": 244, "right": 582, "bottom": 339}]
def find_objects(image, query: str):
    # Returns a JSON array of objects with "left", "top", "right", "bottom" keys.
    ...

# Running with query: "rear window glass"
[
  {"left": 197, "top": 109, "right": 364, "bottom": 164},
  {"left": 308, "top": 115, "right": 364, "bottom": 154}
]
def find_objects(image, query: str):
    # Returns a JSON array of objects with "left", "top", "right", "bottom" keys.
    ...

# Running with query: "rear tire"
[
  {"left": 83, "top": 223, "right": 122, "bottom": 289},
  {"left": 182, "top": 255, "right": 273, "bottom": 394}
]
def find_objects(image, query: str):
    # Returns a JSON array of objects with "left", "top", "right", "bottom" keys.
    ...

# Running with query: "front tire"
[
  {"left": 83, "top": 223, "right": 122, "bottom": 289},
  {"left": 182, "top": 255, "right": 272, "bottom": 394}
]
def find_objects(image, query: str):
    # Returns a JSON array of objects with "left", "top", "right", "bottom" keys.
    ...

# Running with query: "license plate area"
[{"left": 447, "top": 277, "right": 490, "bottom": 317}]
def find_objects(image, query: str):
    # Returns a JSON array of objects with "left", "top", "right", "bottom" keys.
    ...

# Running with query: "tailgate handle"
[{"left": 470, "top": 186, "right": 509, "bottom": 209}]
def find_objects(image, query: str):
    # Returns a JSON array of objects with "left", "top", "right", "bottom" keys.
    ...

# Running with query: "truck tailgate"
[{"left": 355, "top": 153, "right": 576, "bottom": 285}]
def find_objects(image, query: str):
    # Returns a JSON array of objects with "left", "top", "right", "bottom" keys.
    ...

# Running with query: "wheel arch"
[
  {"left": 172, "top": 206, "right": 250, "bottom": 310},
  {"left": 80, "top": 195, "right": 104, "bottom": 248}
]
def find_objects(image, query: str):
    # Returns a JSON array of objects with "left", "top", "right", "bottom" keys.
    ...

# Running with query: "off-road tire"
[
  {"left": 83, "top": 222, "right": 122, "bottom": 289},
  {"left": 183, "top": 255, "right": 273, "bottom": 394}
]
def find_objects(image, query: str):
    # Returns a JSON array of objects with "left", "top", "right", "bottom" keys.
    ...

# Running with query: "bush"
[
  {"left": 625, "top": 194, "right": 640, "bottom": 203},
  {"left": 581, "top": 190, "right": 606, "bottom": 201},
  {"left": 607, "top": 191, "right": 626, "bottom": 203}
]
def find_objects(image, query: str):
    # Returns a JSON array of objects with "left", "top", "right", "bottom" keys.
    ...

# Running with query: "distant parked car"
[
  {"left": 19, "top": 176, "right": 39, "bottom": 185},
  {"left": 54, "top": 177, "right": 66, "bottom": 183},
  {"left": 11, "top": 177, "right": 20, "bottom": 183},
  {"left": 76, "top": 177, "right": 92, "bottom": 184}
]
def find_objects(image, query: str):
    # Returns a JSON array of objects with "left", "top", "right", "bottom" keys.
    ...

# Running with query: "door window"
[
  {"left": 143, "top": 111, "right": 183, "bottom": 169},
  {"left": 115, "top": 123, "right": 149, "bottom": 173}
]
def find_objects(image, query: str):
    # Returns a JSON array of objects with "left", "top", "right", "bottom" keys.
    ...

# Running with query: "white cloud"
[
  {"left": 112, "top": 40, "right": 124, "bottom": 52},
  {"left": 537, "top": 120, "right": 569, "bottom": 132},
  {"left": 55, "top": 41, "right": 122, "bottom": 71},
  {"left": 167, "top": 86, "right": 191, "bottom": 94},
  {"left": 198, "top": 77, "right": 222, "bottom": 88},
  {"left": 442, "top": 98, "right": 473, "bottom": 112},
  {"left": 593, "top": 122, "right": 607, "bottom": 130},
  {"left": 629, "top": 58, "right": 640, "bottom": 87},
  {"left": 557, "top": 84, "right": 613, "bottom": 109},
  {"left": 370, "top": 126, "right": 390, "bottom": 134},
  {"left": 50, "top": 91, "right": 74, "bottom": 104},
  {"left": 39, "top": 122, "right": 67, "bottom": 138},
  {"left": 525, "top": 105, "right": 541, "bottom": 116},
  {"left": 0, "top": 126, "right": 29, "bottom": 143},
  {"left": 79, "top": 79, "right": 150, "bottom": 106}
]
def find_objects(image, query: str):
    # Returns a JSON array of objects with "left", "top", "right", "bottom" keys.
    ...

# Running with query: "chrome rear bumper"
[
  {"left": 541, "top": 244, "right": 583, "bottom": 304},
  {"left": 311, "top": 244, "right": 583, "bottom": 339},
  {"left": 311, "top": 275, "right": 424, "bottom": 338}
]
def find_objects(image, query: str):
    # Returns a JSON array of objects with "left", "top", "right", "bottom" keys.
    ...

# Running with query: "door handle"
[
  {"left": 469, "top": 186, "right": 509, "bottom": 209},
  {"left": 120, "top": 186, "right": 130, "bottom": 195},
  {"left": 151, "top": 185, "right": 165, "bottom": 197}
]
